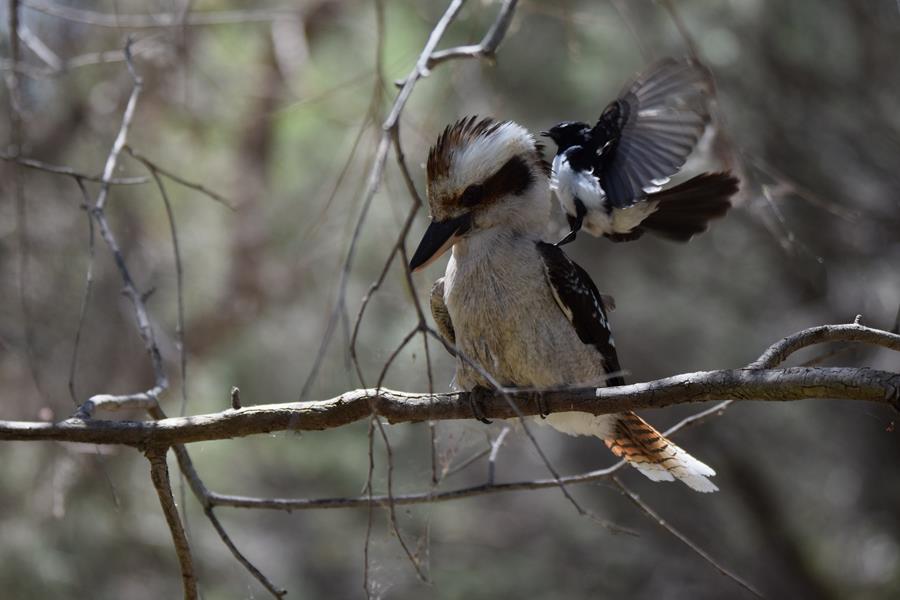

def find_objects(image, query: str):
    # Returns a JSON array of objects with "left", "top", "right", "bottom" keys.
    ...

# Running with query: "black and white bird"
[
  {"left": 543, "top": 58, "right": 739, "bottom": 245},
  {"left": 409, "top": 116, "right": 717, "bottom": 492}
]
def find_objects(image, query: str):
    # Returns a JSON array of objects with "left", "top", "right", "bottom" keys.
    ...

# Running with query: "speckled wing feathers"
[{"left": 536, "top": 242, "right": 623, "bottom": 386}]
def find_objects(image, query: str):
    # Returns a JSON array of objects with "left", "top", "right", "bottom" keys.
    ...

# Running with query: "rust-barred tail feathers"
[{"left": 605, "top": 411, "right": 718, "bottom": 492}]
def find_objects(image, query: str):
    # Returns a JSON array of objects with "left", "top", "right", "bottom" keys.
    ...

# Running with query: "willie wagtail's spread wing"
[{"left": 593, "top": 58, "right": 712, "bottom": 209}]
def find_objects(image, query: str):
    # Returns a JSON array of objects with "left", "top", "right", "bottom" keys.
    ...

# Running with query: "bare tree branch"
[
  {"left": 5, "top": 363, "right": 898, "bottom": 445},
  {"left": 141, "top": 323, "right": 867, "bottom": 515},
  {"left": 749, "top": 322, "right": 900, "bottom": 368},
  {"left": 147, "top": 448, "right": 199, "bottom": 600},
  {"left": 425, "top": 0, "right": 519, "bottom": 68}
]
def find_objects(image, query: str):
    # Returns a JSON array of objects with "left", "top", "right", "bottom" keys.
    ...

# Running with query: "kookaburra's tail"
[
  {"left": 606, "top": 411, "right": 718, "bottom": 492},
  {"left": 641, "top": 172, "right": 739, "bottom": 242}
]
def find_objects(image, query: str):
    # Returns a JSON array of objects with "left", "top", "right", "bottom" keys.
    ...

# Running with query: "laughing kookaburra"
[
  {"left": 543, "top": 58, "right": 739, "bottom": 245},
  {"left": 409, "top": 116, "right": 717, "bottom": 492}
]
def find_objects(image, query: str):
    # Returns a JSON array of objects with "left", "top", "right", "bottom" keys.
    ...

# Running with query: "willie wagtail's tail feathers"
[{"left": 640, "top": 172, "right": 739, "bottom": 241}]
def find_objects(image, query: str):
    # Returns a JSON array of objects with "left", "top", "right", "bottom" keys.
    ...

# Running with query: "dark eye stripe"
[
  {"left": 459, "top": 184, "right": 484, "bottom": 207},
  {"left": 458, "top": 155, "right": 534, "bottom": 207},
  {"left": 487, "top": 155, "right": 534, "bottom": 197}
]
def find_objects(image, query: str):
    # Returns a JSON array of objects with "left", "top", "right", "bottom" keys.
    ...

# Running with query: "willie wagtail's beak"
[{"left": 409, "top": 213, "right": 472, "bottom": 273}]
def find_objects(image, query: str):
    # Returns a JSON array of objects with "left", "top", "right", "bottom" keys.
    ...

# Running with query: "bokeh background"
[{"left": 2, "top": 1, "right": 899, "bottom": 598}]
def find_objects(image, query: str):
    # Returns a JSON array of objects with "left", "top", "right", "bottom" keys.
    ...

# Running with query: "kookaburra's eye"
[{"left": 459, "top": 184, "right": 483, "bottom": 207}]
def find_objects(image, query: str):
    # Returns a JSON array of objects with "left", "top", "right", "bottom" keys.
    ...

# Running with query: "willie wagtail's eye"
[{"left": 459, "top": 184, "right": 483, "bottom": 207}]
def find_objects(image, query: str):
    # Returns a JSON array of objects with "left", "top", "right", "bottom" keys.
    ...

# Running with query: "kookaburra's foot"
[{"left": 468, "top": 386, "right": 493, "bottom": 424}]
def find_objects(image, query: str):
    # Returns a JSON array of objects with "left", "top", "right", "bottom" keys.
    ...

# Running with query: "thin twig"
[
  {"left": 16, "top": 21, "right": 61, "bottom": 70},
  {"left": 203, "top": 506, "right": 288, "bottom": 598},
  {"left": 95, "top": 40, "right": 143, "bottom": 211},
  {"left": 443, "top": 444, "right": 491, "bottom": 479},
  {"left": 67, "top": 180, "right": 96, "bottom": 405},
  {"left": 81, "top": 44, "right": 169, "bottom": 411},
  {"left": 208, "top": 461, "right": 628, "bottom": 511},
  {"left": 613, "top": 477, "right": 763, "bottom": 598},
  {"left": 363, "top": 414, "right": 377, "bottom": 599},
  {"left": 137, "top": 157, "right": 189, "bottom": 417},
  {"left": 348, "top": 201, "right": 419, "bottom": 386},
  {"left": 425, "top": 0, "right": 519, "bottom": 69},
  {"left": 146, "top": 448, "right": 198, "bottom": 600},
  {"left": 125, "top": 146, "right": 236, "bottom": 210},
  {"left": 0, "top": 35, "right": 166, "bottom": 79},
  {"left": 370, "top": 326, "right": 430, "bottom": 583},
  {"left": 487, "top": 427, "right": 510, "bottom": 485},
  {"left": 0, "top": 153, "right": 149, "bottom": 184}
]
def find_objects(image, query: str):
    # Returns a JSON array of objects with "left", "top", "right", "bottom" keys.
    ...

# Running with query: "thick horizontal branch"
[{"left": 2, "top": 367, "right": 897, "bottom": 447}]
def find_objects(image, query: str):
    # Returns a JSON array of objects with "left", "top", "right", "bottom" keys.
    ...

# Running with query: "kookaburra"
[
  {"left": 543, "top": 58, "right": 738, "bottom": 245},
  {"left": 409, "top": 116, "right": 718, "bottom": 492}
]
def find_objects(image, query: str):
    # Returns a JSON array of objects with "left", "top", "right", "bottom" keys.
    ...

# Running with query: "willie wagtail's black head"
[{"left": 541, "top": 121, "right": 591, "bottom": 153}]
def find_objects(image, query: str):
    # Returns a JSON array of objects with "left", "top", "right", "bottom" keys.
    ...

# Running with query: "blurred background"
[{"left": 2, "top": 1, "right": 899, "bottom": 598}]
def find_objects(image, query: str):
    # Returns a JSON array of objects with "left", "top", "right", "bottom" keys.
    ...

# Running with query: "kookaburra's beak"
[{"left": 409, "top": 213, "right": 472, "bottom": 272}]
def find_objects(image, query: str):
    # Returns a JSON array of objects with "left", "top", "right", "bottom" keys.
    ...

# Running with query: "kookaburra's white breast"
[{"left": 443, "top": 229, "right": 609, "bottom": 391}]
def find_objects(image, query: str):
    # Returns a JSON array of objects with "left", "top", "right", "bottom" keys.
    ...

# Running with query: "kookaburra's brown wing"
[
  {"left": 430, "top": 277, "right": 455, "bottom": 349},
  {"left": 536, "top": 241, "right": 718, "bottom": 492},
  {"left": 536, "top": 242, "right": 623, "bottom": 386}
]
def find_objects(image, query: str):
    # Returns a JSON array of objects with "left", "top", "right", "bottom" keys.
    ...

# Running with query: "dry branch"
[
  {"left": 147, "top": 448, "right": 199, "bottom": 600},
  {"left": 3, "top": 364, "right": 897, "bottom": 446}
]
